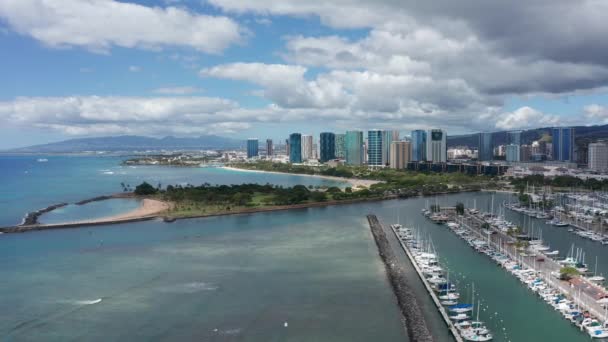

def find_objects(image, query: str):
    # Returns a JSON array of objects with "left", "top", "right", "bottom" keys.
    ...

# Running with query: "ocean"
[{"left": 1, "top": 155, "right": 607, "bottom": 341}]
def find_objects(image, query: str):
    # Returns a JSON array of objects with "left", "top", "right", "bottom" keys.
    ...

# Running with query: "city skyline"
[{"left": 2, "top": 1, "right": 608, "bottom": 148}]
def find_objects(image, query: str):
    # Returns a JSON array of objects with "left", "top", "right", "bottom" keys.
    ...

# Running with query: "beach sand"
[
  {"left": 221, "top": 166, "right": 381, "bottom": 189},
  {"left": 71, "top": 199, "right": 170, "bottom": 224}
]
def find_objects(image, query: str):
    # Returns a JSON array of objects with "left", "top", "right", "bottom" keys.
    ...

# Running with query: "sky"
[{"left": 2, "top": 0, "right": 608, "bottom": 148}]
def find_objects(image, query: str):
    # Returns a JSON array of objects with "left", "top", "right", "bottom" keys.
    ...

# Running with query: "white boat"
[
  {"left": 582, "top": 319, "right": 608, "bottom": 339},
  {"left": 543, "top": 250, "right": 559, "bottom": 256},
  {"left": 450, "top": 313, "right": 469, "bottom": 321}
]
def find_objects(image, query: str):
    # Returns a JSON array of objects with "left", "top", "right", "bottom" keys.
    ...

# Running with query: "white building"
[
  {"left": 589, "top": 142, "right": 608, "bottom": 172},
  {"left": 426, "top": 129, "right": 447, "bottom": 163},
  {"left": 301, "top": 135, "right": 313, "bottom": 160}
]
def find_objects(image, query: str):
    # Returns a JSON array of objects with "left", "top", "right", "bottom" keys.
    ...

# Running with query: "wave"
[
  {"left": 159, "top": 282, "right": 218, "bottom": 294},
  {"left": 74, "top": 298, "right": 102, "bottom": 305}
]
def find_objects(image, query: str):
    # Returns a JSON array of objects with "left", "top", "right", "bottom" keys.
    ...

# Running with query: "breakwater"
[
  {"left": 20, "top": 203, "right": 68, "bottom": 225},
  {"left": 367, "top": 214, "right": 433, "bottom": 342}
]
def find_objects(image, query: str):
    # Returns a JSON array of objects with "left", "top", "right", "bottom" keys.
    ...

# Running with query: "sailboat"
[{"left": 588, "top": 256, "right": 605, "bottom": 284}]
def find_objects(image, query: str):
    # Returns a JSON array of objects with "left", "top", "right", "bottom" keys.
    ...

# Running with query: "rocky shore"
[
  {"left": 21, "top": 203, "right": 68, "bottom": 225},
  {"left": 367, "top": 214, "right": 433, "bottom": 342}
]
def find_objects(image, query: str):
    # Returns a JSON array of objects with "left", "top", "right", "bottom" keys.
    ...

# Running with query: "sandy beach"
[
  {"left": 82, "top": 199, "right": 170, "bottom": 223},
  {"left": 221, "top": 166, "right": 381, "bottom": 189}
]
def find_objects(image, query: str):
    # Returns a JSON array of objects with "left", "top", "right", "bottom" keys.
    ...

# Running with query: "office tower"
[
  {"left": 507, "top": 131, "right": 522, "bottom": 146},
  {"left": 390, "top": 141, "right": 411, "bottom": 169},
  {"left": 319, "top": 132, "right": 336, "bottom": 163},
  {"left": 552, "top": 127, "right": 574, "bottom": 162},
  {"left": 289, "top": 133, "right": 302, "bottom": 163},
  {"left": 520, "top": 145, "right": 532, "bottom": 162},
  {"left": 301, "top": 134, "right": 313, "bottom": 160},
  {"left": 382, "top": 130, "right": 399, "bottom": 165},
  {"left": 477, "top": 132, "right": 493, "bottom": 161},
  {"left": 368, "top": 130, "right": 383, "bottom": 167},
  {"left": 345, "top": 130, "right": 364, "bottom": 166},
  {"left": 247, "top": 138, "right": 258, "bottom": 159},
  {"left": 411, "top": 130, "right": 427, "bottom": 161},
  {"left": 335, "top": 133, "right": 346, "bottom": 159},
  {"left": 505, "top": 144, "right": 520, "bottom": 162},
  {"left": 266, "top": 139, "right": 273, "bottom": 157},
  {"left": 285, "top": 138, "right": 290, "bottom": 156},
  {"left": 588, "top": 142, "right": 608, "bottom": 171},
  {"left": 426, "top": 129, "right": 447, "bottom": 163}
]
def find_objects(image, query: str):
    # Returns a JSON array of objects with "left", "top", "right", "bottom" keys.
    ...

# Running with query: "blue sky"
[{"left": 1, "top": 0, "right": 608, "bottom": 149}]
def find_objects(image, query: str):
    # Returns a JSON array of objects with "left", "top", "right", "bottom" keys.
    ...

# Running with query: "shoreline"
[{"left": 221, "top": 166, "right": 381, "bottom": 189}]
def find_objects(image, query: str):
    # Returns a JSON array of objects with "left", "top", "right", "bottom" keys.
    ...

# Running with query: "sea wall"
[
  {"left": 367, "top": 214, "right": 433, "bottom": 342},
  {"left": 20, "top": 203, "right": 68, "bottom": 225}
]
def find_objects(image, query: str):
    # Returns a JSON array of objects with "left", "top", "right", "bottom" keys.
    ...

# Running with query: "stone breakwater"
[
  {"left": 21, "top": 203, "right": 68, "bottom": 225},
  {"left": 367, "top": 215, "right": 433, "bottom": 342}
]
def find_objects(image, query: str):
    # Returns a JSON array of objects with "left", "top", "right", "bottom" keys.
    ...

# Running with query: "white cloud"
[
  {"left": 0, "top": 0, "right": 244, "bottom": 54},
  {"left": 495, "top": 107, "right": 561, "bottom": 130},
  {"left": 128, "top": 65, "right": 142, "bottom": 72},
  {"left": 584, "top": 104, "right": 608, "bottom": 124},
  {"left": 153, "top": 86, "right": 202, "bottom": 95}
]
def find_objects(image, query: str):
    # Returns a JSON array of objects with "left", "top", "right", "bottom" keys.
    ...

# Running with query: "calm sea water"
[
  {"left": 1, "top": 155, "right": 606, "bottom": 341},
  {"left": 0, "top": 155, "right": 346, "bottom": 226}
]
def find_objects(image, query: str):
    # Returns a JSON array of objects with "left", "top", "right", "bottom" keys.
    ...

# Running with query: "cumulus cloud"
[
  {"left": 128, "top": 65, "right": 142, "bottom": 72},
  {"left": 495, "top": 107, "right": 562, "bottom": 130},
  {"left": 584, "top": 104, "right": 608, "bottom": 124},
  {"left": 153, "top": 86, "right": 203, "bottom": 95},
  {"left": 0, "top": 0, "right": 244, "bottom": 54}
]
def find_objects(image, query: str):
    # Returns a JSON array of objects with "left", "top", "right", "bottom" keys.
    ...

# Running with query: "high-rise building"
[
  {"left": 247, "top": 138, "right": 258, "bottom": 159},
  {"left": 285, "top": 138, "right": 290, "bottom": 156},
  {"left": 335, "top": 133, "right": 346, "bottom": 159},
  {"left": 382, "top": 130, "right": 399, "bottom": 166},
  {"left": 289, "top": 133, "right": 302, "bottom": 163},
  {"left": 477, "top": 132, "right": 493, "bottom": 161},
  {"left": 390, "top": 141, "right": 411, "bottom": 169},
  {"left": 345, "top": 130, "right": 364, "bottom": 166},
  {"left": 552, "top": 127, "right": 574, "bottom": 162},
  {"left": 301, "top": 134, "right": 313, "bottom": 161},
  {"left": 520, "top": 145, "right": 532, "bottom": 162},
  {"left": 368, "top": 130, "right": 383, "bottom": 167},
  {"left": 319, "top": 132, "right": 336, "bottom": 163},
  {"left": 426, "top": 129, "right": 447, "bottom": 163},
  {"left": 505, "top": 144, "right": 520, "bottom": 162},
  {"left": 588, "top": 142, "right": 608, "bottom": 172},
  {"left": 411, "top": 130, "right": 427, "bottom": 162},
  {"left": 266, "top": 139, "right": 273, "bottom": 157},
  {"left": 507, "top": 131, "right": 522, "bottom": 146}
]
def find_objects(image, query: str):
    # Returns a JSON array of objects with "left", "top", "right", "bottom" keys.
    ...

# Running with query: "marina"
[{"left": 423, "top": 204, "right": 608, "bottom": 339}]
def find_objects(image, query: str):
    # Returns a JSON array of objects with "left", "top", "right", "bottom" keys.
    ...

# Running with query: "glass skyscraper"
[
  {"left": 552, "top": 127, "right": 574, "bottom": 162},
  {"left": 426, "top": 129, "right": 446, "bottom": 163},
  {"left": 382, "top": 130, "right": 398, "bottom": 166},
  {"left": 477, "top": 132, "right": 493, "bottom": 161},
  {"left": 319, "top": 132, "right": 336, "bottom": 163},
  {"left": 335, "top": 133, "right": 346, "bottom": 159},
  {"left": 247, "top": 138, "right": 258, "bottom": 158},
  {"left": 411, "top": 130, "right": 427, "bottom": 162},
  {"left": 507, "top": 131, "right": 522, "bottom": 146},
  {"left": 345, "top": 130, "right": 363, "bottom": 166},
  {"left": 289, "top": 133, "right": 302, "bottom": 163},
  {"left": 367, "top": 130, "right": 383, "bottom": 167}
]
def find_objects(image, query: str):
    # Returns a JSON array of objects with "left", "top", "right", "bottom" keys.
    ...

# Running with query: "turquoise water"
[
  {"left": 0, "top": 207, "right": 406, "bottom": 341},
  {"left": 39, "top": 198, "right": 141, "bottom": 224},
  {"left": 0, "top": 155, "right": 346, "bottom": 226}
]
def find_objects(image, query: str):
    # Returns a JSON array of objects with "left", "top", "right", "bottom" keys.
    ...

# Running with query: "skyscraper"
[
  {"left": 552, "top": 127, "right": 574, "bottom": 162},
  {"left": 247, "top": 138, "right": 258, "bottom": 159},
  {"left": 345, "top": 130, "right": 364, "bottom": 166},
  {"left": 520, "top": 145, "right": 532, "bottom": 162},
  {"left": 426, "top": 129, "right": 447, "bottom": 163},
  {"left": 301, "top": 134, "right": 313, "bottom": 161},
  {"left": 507, "top": 131, "right": 522, "bottom": 146},
  {"left": 589, "top": 142, "right": 608, "bottom": 171},
  {"left": 367, "top": 130, "right": 383, "bottom": 167},
  {"left": 390, "top": 141, "right": 411, "bottom": 169},
  {"left": 285, "top": 138, "right": 290, "bottom": 156},
  {"left": 506, "top": 144, "right": 520, "bottom": 162},
  {"left": 411, "top": 130, "right": 427, "bottom": 162},
  {"left": 382, "top": 130, "right": 399, "bottom": 166},
  {"left": 319, "top": 132, "right": 336, "bottom": 163},
  {"left": 335, "top": 133, "right": 346, "bottom": 159},
  {"left": 289, "top": 133, "right": 302, "bottom": 163},
  {"left": 477, "top": 132, "right": 493, "bottom": 161},
  {"left": 266, "top": 139, "right": 273, "bottom": 157}
]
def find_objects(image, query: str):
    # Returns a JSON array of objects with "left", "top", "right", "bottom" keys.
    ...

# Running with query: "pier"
[{"left": 442, "top": 208, "right": 608, "bottom": 323}]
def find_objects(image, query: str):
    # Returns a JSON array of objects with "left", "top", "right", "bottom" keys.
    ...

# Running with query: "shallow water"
[{"left": 38, "top": 198, "right": 141, "bottom": 224}]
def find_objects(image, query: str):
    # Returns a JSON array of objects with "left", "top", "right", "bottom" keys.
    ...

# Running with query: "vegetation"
[
  {"left": 455, "top": 202, "right": 465, "bottom": 215},
  {"left": 134, "top": 182, "right": 158, "bottom": 195},
  {"left": 559, "top": 266, "right": 580, "bottom": 280},
  {"left": 512, "top": 175, "right": 608, "bottom": 191}
]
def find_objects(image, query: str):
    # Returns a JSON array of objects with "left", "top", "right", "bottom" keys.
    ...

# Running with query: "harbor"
[{"left": 424, "top": 204, "right": 608, "bottom": 339}]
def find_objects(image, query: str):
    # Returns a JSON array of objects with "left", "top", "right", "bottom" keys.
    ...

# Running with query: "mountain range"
[{"left": 4, "top": 135, "right": 244, "bottom": 153}]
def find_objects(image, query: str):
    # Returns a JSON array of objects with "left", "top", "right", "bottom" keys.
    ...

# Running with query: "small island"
[{"left": 122, "top": 153, "right": 212, "bottom": 166}]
